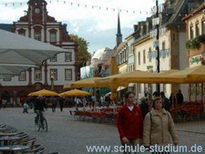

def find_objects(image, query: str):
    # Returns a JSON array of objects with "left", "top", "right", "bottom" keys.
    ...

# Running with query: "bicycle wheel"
[
  {"left": 36, "top": 119, "right": 41, "bottom": 131},
  {"left": 42, "top": 118, "right": 48, "bottom": 132}
]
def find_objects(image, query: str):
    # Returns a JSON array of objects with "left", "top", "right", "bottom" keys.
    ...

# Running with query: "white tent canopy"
[
  {"left": 0, "top": 63, "right": 37, "bottom": 75},
  {"left": 0, "top": 29, "right": 68, "bottom": 66}
]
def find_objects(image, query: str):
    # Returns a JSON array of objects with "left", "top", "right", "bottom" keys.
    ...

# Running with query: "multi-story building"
[
  {"left": 0, "top": 0, "right": 78, "bottom": 105},
  {"left": 128, "top": 0, "right": 204, "bottom": 99},
  {"left": 182, "top": 2, "right": 205, "bottom": 101}
]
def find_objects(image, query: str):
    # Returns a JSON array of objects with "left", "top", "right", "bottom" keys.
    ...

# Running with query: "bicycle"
[{"left": 35, "top": 110, "right": 48, "bottom": 132}]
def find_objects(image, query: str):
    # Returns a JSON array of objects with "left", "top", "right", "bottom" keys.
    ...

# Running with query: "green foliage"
[
  {"left": 186, "top": 36, "right": 200, "bottom": 49},
  {"left": 69, "top": 34, "right": 91, "bottom": 67},
  {"left": 186, "top": 35, "right": 205, "bottom": 50}
]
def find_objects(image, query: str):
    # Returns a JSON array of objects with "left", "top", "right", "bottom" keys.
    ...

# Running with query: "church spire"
[{"left": 116, "top": 12, "right": 122, "bottom": 46}]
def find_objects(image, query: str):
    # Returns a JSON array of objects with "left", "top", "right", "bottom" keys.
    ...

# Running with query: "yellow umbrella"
[
  {"left": 169, "top": 65, "right": 205, "bottom": 83},
  {"left": 64, "top": 77, "right": 103, "bottom": 89},
  {"left": 59, "top": 89, "right": 92, "bottom": 97},
  {"left": 110, "top": 56, "right": 119, "bottom": 75},
  {"left": 95, "top": 70, "right": 184, "bottom": 86},
  {"left": 64, "top": 77, "right": 127, "bottom": 89},
  {"left": 28, "top": 89, "right": 58, "bottom": 96}
]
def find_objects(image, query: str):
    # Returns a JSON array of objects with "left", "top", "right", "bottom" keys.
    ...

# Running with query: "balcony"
[
  {"left": 188, "top": 43, "right": 205, "bottom": 57},
  {"left": 186, "top": 35, "right": 205, "bottom": 57}
]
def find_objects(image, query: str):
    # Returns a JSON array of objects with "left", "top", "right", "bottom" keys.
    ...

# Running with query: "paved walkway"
[{"left": 0, "top": 107, "right": 204, "bottom": 154}]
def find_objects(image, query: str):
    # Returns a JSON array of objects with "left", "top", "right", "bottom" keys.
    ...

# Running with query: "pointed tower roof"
[
  {"left": 117, "top": 12, "right": 121, "bottom": 35},
  {"left": 116, "top": 12, "right": 122, "bottom": 46}
]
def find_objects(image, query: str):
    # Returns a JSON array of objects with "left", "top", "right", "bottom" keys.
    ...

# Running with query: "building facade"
[
  {"left": 183, "top": 2, "right": 205, "bottom": 101},
  {"left": 0, "top": 0, "right": 78, "bottom": 105},
  {"left": 121, "top": 0, "right": 205, "bottom": 100}
]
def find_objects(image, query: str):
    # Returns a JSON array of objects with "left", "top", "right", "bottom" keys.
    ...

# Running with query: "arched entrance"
[
  {"left": 1, "top": 91, "right": 10, "bottom": 101},
  {"left": 34, "top": 82, "right": 43, "bottom": 91},
  {"left": 1, "top": 91, "right": 11, "bottom": 107}
]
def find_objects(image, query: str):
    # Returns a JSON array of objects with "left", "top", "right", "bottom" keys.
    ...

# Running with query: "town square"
[{"left": 1, "top": 0, "right": 205, "bottom": 153}]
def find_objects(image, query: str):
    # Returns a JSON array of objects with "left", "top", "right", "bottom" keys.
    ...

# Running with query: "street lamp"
[
  {"left": 50, "top": 73, "right": 54, "bottom": 91},
  {"left": 155, "top": 0, "right": 160, "bottom": 93}
]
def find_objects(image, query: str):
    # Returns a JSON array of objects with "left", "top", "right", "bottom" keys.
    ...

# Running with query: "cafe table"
[
  {"left": 0, "top": 136, "right": 24, "bottom": 145},
  {"left": 0, "top": 133, "right": 18, "bottom": 137},
  {"left": 0, "top": 145, "right": 30, "bottom": 154}
]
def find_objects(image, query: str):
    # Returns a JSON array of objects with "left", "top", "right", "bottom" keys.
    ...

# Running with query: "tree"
[{"left": 70, "top": 34, "right": 91, "bottom": 68}]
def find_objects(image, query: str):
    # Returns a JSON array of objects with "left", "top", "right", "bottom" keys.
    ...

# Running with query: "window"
[
  {"left": 202, "top": 20, "right": 205, "bottom": 34},
  {"left": 162, "top": 41, "right": 166, "bottom": 58},
  {"left": 190, "top": 24, "right": 194, "bottom": 39},
  {"left": 50, "top": 69, "right": 58, "bottom": 81},
  {"left": 19, "top": 71, "right": 26, "bottom": 81},
  {"left": 65, "top": 69, "right": 72, "bottom": 80},
  {"left": 50, "top": 55, "right": 57, "bottom": 62},
  {"left": 34, "top": 68, "right": 42, "bottom": 81},
  {"left": 138, "top": 52, "right": 141, "bottom": 65},
  {"left": 195, "top": 22, "right": 200, "bottom": 36},
  {"left": 148, "top": 48, "right": 152, "bottom": 62},
  {"left": 3, "top": 76, "right": 11, "bottom": 81},
  {"left": 120, "top": 54, "right": 122, "bottom": 64},
  {"left": 18, "top": 28, "right": 26, "bottom": 36},
  {"left": 50, "top": 33, "right": 57, "bottom": 42},
  {"left": 162, "top": 41, "right": 165, "bottom": 50},
  {"left": 143, "top": 50, "right": 146, "bottom": 64},
  {"left": 34, "top": 32, "right": 41, "bottom": 41},
  {"left": 65, "top": 52, "right": 72, "bottom": 62}
]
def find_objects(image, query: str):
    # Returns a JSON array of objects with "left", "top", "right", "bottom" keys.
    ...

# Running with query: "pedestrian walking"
[
  {"left": 160, "top": 91, "right": 171, "bottom": 111},
  {"left": 139, "top": 97, "right": 149, "bottom": 119},
  {"left": 176, "top": 89, "right": 184, "bottom": 105},
  {"left": 117, "top": 91, "right": 143, "bottom": 154},
  {"left": 59, "top": 96, "right": 64, "bottom": 112},
  {"left": 143, "top": 97, "right": 179, "bottom": 154},
  {"left": 23, "top": 102, "right": 29, "bottom": 113},
  {"left": 50, "top": 96, "right": 57, "bottom": 112}
]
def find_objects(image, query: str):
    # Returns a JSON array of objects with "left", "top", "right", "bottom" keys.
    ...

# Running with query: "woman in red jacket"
[{"left": 117, "top": 91, "right": 143, "bottom": 153}]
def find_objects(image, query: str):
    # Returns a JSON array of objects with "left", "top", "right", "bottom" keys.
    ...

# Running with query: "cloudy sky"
[{"left": 0, "top": 0, "right": 163, "bottom": 54}]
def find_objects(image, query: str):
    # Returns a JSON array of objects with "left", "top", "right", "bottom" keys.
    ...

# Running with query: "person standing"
[
  {"left": 117, "top": 91, "right": 143, "bottom": 154},
  {"left": 59, "top": 96, "right": 65, "bottom": 112},
  {"left": 139, "top": 97, "right": 149, "bottom": 119},
  {"left": 169, "top": 92, "right": 176, "bottom": 107},
  {"left": 50, "top": 96, "right": 57, "bottom": 112},
  {"left": 143, "top": 97, "right": 179, "bottom": 154},
  {"left": 160, "top": 91, "right": 171, "bottom": 111},
  {"left": 23, "top": 102, "right": 29, "bottom": 113},
  {"left": 176, "top": 90, "right": 184, "bottom": 105}
]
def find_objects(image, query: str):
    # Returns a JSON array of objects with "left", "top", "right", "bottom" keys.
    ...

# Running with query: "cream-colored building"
[{"left": 126, "top": 0, "right": 205, "bottom": 100}]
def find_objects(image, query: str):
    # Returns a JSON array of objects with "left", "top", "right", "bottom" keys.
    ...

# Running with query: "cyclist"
[{"left": 34, "top": 95, "right": 47, "bottom": 128}]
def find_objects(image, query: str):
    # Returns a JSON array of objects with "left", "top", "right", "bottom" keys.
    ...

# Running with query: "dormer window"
[
  {"left": 49, "top": 29, "right": 57, "bottom": 43},
  {"left": 18, "top": 28, "right": 26, "bottom": 36}
]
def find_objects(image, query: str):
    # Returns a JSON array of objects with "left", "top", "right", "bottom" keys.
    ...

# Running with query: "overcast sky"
[{"left": 0, "top": 0, "right": 163, "bottom": 54}]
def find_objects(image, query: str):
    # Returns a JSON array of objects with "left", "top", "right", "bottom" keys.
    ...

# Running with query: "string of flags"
[{"left": 0, "top": 0, "right": 151, "bottom": 15}]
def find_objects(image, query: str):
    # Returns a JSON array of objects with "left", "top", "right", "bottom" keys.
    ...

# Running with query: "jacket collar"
[
  {"left": 124, "top": 103, "right": 138, "bottom": 111},
  {"left": 150, "top": 108, "right": 167, "bottom": 116}
]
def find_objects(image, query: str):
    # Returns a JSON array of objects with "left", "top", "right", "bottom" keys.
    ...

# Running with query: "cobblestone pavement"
[{"left": 0, "top": 107, "right": 204, "bottom": 154}]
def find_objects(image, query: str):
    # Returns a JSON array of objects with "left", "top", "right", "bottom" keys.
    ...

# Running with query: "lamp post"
[
  {"left": 50, "top": 73, "right": 54, "bottom": 91},
  {"left": 155, "top": 0, "right": 160, "bottom": 93}
]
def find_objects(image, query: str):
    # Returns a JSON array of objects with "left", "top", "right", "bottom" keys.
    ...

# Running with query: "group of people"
[
  {"left": 22, "top": 96, "right": 65, "bottom": 113},
  {"left": 117, "top": 91, "right": 179, "bottom": 154}
]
